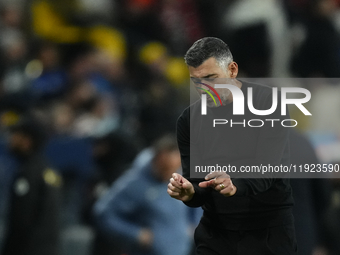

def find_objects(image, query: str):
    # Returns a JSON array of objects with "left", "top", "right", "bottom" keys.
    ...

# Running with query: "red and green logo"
[{"left": 194, "top": 81, "right": 222, "bottom": 106}]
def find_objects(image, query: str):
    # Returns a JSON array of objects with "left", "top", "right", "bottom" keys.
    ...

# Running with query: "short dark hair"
[{"left": 184, "top": 37, "right": 233, "bottom": 69}]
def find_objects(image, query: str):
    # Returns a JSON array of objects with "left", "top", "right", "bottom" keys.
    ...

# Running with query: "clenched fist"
[{"left": 167, "top": 173, "right": 195, "bottom": 202}]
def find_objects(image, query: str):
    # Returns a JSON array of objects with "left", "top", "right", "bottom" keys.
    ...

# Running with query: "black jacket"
[
  {"left": 2, "top": 153, "right": 61, "bottom": 255},
  {"left": 177, "top": 81, "right": 294, "bottom": 230}
]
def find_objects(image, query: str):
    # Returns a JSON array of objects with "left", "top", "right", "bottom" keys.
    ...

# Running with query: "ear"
[{"left": 227, "top": 62, "right": 238, "bottom": 78}]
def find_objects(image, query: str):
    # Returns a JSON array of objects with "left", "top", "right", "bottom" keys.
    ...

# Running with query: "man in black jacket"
[
  {"left": 167, "top": 37, "right": 297, "bottom": 254},
  {"left": 2, "top": 117, "right": 62, "bottom": 255}
]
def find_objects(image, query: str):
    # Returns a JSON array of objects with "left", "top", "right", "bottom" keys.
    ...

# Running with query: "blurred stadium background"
[{"left": 1, "top": 0, "right": 340, "bottom": 254}]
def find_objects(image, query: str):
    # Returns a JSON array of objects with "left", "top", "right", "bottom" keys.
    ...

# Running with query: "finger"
[
  {"left": 215, "top": 182, "right": 227, "bottom": 192},
  {"left": 172, "top": 173, "right": 182, "bottom": 182},
  {"left": 173, "top": 173, "right": 188, "bottom": 185},
  {"left": 205, "top": 171, "right": 230, "bottom": 180},
  {"left": 220, "top": 184, "right": 236, "bottom": 196},
  {"left": 198, "top": 181, "right": 209, "bottom": 188},
  {"left": 170, "top": 178, "right": 182, "bottom": 189},
  {"left": 214, "top": 177, "right": 231, "bottom": 186},
  {"left": 213, "top": 177, "right": 224, "bottom": 185},
  {"left": 167, "top": 188, "right": 180, "bottom": 197},
  {"left": 214, "top": 178, "right": 234, "bottom": 191},
  {"left": 198, "top": 179, "right": 215, "bottom": 188},
  {"left": 168, "top": 183, "right": 182, "bottom": 193}
]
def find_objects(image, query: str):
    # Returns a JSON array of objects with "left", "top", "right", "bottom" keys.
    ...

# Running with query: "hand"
[
  {"left": 199, "top": 172, "right": 237, "bottom": 197},
  {"left": 138, "top": 229, "right": 153, "bottom": 248},
  {"left": 167, "top": 173, "right": 195, "bottom": 202}
]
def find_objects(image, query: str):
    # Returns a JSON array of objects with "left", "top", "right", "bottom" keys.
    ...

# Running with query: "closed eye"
[{"left": 191, "top": 77, "right": 201, "bottom": 84}]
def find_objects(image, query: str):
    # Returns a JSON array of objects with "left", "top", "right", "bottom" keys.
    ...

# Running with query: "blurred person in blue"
[
  {"left": 30, "top": 42, "right": 67, "bottom": 102},
  {"left": 1, "top": 116, "right": 62, "bottom": 255},
  {"left": 93, "top": 134, "right": 199, "bottom": 255}
]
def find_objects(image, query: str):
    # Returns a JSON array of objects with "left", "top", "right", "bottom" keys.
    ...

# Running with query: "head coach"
[{"left": 167, "top": 37, "right": 297, "bottom": 255}]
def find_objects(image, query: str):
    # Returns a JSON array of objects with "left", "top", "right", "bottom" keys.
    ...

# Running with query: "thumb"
[{"left": 182, "top": 181, "right": 192, "bottom": 190}]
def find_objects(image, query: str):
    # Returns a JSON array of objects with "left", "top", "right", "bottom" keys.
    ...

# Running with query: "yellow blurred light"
[
  {"left": 1, "top": 111, "right": 20, "bottom": 127},
  {"left": 25, "top": 59, "right": 43, "bottom": 79},
  {"left": 165, "top": 57, "right": 189, "bottom": 86},
  {"left": 87, "top": 26, "right": 127, "bottom": 61},
  {"left": 139, "top": 42, "right": 167, "bottom": 65}
]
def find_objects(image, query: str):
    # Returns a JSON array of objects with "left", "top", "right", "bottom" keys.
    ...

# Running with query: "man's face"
[
  {"left": 154, "top": 150, "right": 181, "bottom": 181},
  {"left": 189, "top": 57, "right": 238, "bottom": 107}
]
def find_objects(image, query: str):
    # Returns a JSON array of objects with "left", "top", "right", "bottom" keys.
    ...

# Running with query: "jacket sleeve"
[
  {"left": 177, "top": 111, "right": 210, "bottom": 207},
  {"left": 93, "top": 171, "right": 143, "bottom": 244}
]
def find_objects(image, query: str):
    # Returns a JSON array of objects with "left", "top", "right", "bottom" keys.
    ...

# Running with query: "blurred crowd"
[{"left": 0, "top": 0, "right": 340, "bottom": 254}]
